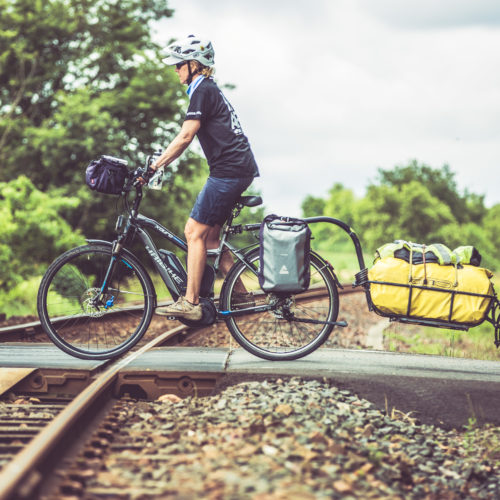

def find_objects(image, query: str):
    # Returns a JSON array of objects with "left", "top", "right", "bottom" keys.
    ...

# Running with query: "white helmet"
[{"left": 163, "top": 35, "right": 215, "bottom": 67}]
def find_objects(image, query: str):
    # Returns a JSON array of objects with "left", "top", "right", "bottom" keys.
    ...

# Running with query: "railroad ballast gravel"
[{"left": 77, "top": 378, "right": 500, "bottom": 499}]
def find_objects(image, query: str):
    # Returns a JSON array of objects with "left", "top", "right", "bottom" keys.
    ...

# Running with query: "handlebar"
[
  {"left": 121, "top": 152, "right": 174, "bottom": 215},
  {"left": 124, "top": 150, "right": 173, "bottom": 193}
]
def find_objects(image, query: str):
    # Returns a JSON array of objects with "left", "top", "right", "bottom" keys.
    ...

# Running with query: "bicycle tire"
[
  {"left": 220, "top": 248, "right": 339, "bottom": 360},
  {"left": 37, "top": 243, "right": 155, "bottom": 360}
]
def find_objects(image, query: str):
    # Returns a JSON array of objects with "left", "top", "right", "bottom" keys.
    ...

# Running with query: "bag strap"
[
  {"left": 422, "top": 244, "right": 428, "bottom": 285},
  {"left": 408, "top": 244, "right": 414, "bottom": 283}
]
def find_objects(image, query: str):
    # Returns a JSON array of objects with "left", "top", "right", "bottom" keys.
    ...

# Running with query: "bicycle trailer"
[{"left": 354, "top": 240, "right": 500, "bottom": 347}]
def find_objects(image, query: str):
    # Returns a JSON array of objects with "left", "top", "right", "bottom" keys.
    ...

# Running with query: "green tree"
[
  {"left": 376, "top": 160, "right": 486, "bottom": 225},
  {"left": 301, "top": 194, "right": 326, "bottom": 218},
  {"left": 300, "top": 163, "right": 498, "bottom": 270},
  {"left": 0, "top": 176, "right": 85, "bottom": 291},
  {"left": 0, "top": 0, "right": 204, "bottom": 239},
  {"left": 302, "top": 183, "right": 361, "bottom": 252},
  {"left": 357, "top": 181, "right": 456, "bottom": 252},
  {"left": 324, "top": 183, "right": 358, "bottom": 228},
  {"left": 484, "top": 204, "right": 500, "bottom": 252}
]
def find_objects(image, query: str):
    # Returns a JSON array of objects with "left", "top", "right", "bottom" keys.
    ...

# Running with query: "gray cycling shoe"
[{"left": 156, "top": 296, "right": 202, "bottom": 321}]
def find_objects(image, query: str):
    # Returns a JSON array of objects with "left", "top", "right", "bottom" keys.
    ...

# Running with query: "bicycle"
[{"left": 37, "top": 156, "right": 348, "bottom": 361}]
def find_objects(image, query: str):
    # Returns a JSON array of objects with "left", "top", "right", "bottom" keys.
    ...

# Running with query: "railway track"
[
  {"left": 0, "top": 286, "right": 368, "bottom": 498},
  {"left": 0, "top": 285, "right": 363, "bottom": 339},
  {"left": 0, "top": 325, "right": 187, "bottom": 500}
]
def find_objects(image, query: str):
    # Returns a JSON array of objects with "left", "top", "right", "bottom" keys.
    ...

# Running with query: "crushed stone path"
[{"left": 55, "top": 378, "right": 500, "bottom": 500}]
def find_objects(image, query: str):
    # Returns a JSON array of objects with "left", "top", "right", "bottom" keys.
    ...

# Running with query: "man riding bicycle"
[{"left": 145, "top": 35, "right": 259, "bottom": 321}]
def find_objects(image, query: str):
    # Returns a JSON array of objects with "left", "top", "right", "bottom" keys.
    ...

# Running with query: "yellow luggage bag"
[{"left": 368, "top": 257, "right": 494, "bottom": 326}]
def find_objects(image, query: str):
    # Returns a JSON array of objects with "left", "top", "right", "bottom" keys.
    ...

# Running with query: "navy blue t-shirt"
[{"left": 185, "top": 78, "right": 259, "bottom": 179}]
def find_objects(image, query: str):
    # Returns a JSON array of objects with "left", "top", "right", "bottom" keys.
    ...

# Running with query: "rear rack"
[{"left": 354, "top": 267, "right": 500, "bottom": 348}]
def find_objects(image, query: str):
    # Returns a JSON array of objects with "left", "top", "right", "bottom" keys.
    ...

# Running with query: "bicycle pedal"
[{"left": 167, "top": 315, "right": 177, "bottom": 321}]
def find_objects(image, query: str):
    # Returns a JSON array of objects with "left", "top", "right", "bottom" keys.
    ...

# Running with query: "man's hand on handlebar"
[{"left": 134, "top": 166, "right": 156, "bottom": 186}]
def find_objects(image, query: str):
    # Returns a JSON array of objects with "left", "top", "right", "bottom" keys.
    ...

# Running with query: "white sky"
[{"left": 155, "top": 0, "right": 500, "bottom": 217}]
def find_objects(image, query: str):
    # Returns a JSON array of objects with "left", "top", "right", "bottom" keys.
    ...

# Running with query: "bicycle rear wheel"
[
  {"left": 220, "top": 248, "right": 339, "bottom": 360},
  {"left": 37, "top": 244, "right": 155, "bottom": 360}
]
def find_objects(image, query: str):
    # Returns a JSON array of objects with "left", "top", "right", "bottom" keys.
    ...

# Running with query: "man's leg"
[
  {"left": 156, "top": 217, "right": 210, "bottom": 320},
  {"left": 206, "top": 224, "right": 249, "bottom": 295},
  {"left": 206, "top": 224, "right": 234, "bottom": 276},
  {"left": 184, "top": 217, "right": 213, "bottom": 304}
]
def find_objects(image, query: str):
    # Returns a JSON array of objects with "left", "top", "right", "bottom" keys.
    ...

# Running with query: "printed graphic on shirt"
[
  {"left": 184, "top": 78, "right": 259, "bottom": 178},
  {"left": 220, "top": 92, "right": 243, "bottom": 135}
]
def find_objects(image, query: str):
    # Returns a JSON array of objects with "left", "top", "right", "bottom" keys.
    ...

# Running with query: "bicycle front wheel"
[
  {"left": 37, "top": 244, "right": 155, "bottom": 360},
  {"left": 220, "top": 248, "right": 339, "bottom": 360}
]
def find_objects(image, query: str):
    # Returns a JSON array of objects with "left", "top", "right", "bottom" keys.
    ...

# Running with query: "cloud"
[
  {"left": 156, "top": 0, "right": 500, "bottom": 214},
  {"left": 358, "top": 0, "right": 500, "bottom": 29}
]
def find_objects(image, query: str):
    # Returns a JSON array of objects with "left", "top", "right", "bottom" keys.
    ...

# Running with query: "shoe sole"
[{"left": 155, "top": 308, "right": 202, "bottom": 321}]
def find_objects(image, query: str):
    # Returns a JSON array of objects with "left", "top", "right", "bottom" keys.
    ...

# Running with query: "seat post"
[{"left": 226, "top": 202, "right": 242, "bottom": 230}]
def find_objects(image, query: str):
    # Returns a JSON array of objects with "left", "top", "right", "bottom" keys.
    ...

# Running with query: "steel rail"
[
  {"left": 0, "top": 285, "right": 361, "bottom": 338},
  {"left": 0, "top": 324, "right": 187, "bottom": 500}
]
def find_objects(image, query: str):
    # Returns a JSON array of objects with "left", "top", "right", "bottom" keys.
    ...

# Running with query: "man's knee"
[{"left": 185, "top": 218, "right": 211, "bottom": 244}]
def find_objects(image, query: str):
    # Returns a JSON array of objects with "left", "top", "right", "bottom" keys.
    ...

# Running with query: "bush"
[{"left": 0, "top": 176, "right": 85, "bottom": 291}]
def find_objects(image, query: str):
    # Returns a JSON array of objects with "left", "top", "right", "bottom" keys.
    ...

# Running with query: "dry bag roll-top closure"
[
  {"left": 258, "top": 214, "right": 311, "bottom": 294},
  {"left": 85, "top": 155, "right": 129, "bottom": 195}
]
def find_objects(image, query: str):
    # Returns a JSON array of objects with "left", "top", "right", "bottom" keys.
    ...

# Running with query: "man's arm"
[{"left": 152, "top": 119, "right": 201, "bottom": 171}]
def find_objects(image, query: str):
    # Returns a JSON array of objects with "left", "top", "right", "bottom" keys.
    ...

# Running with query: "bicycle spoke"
[
  {"left": 222, "top": 249, "right": 339, "bottom": 360},
  {"left": 38, "top": 244, "right": 154, "bottom": 359}
]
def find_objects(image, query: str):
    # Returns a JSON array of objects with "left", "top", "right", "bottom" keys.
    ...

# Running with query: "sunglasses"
[{"left": 175, "top": 61, "right": 188, "bottom": 70}]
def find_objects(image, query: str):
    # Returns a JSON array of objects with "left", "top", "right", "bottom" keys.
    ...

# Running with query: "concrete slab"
[
  {"left": 0, "top": 367, "right": 35, "bottom": 396},
  {"left": 2, "top": 343, "right": 499, "bottom": 428},
  {"left": 117, "top": 347, "right": 230, "bottom": 399},
  {"left": 226, "top": 348, "right": 500, "bottom": 382},
  {"left": 122, "top": 347, "right": 229, "bottom": 373},
  {"left": 0, "top": 344, "right": 104, "bottom": 371}
]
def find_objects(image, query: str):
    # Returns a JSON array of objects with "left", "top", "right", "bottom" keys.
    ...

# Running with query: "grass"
[
  {"left": 384, "top": 321, "right": 500, "bottom": 361},
  {"left": 461, "top": 417, "right": 500, "bottom": 465},
  {"left": 312, "top": 248, "right": 372, "bottom": 284},
  {"left": 0, "top": 276, "right": 42, "bottom": 319}
]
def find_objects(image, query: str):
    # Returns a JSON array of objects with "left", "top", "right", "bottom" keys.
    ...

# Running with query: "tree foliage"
[
  {"left": 0, "top": 176, "right": 85, "bottom": 291},
  {"left": 302, "top": 161, "right": 498, "bottom": 270},
  {"left": 0, "top": 0, "right": 204, "bottom": 239},
  {"left": 376, "top": 160, "right": 486, "bottom": 225}
]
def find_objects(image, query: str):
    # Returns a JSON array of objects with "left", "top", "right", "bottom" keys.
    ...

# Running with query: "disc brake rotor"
[{"left": 82, "top": 287, "right": 106, "bottom": 318}]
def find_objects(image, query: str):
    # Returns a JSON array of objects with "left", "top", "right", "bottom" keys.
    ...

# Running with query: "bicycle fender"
[
  {"left": 85, "top": 238, "right": 154, "bottom": 290},
  {"left": 310, "top": 250, "right": 344, "bottom": 290},
  {"left": 86, "top": 238, "right": 114, "bottom": 246}
]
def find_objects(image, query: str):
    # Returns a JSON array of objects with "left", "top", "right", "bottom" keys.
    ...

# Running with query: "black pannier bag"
[
  {"left": 258, "top": 214, "right": 311, "bottom": 294},
  {"left": 85, "top": 155, "right": 128, "bottom": 195}
]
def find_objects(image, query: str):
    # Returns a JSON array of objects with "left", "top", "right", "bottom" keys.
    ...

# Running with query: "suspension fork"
[{"left": 95, "top": 239, "right": 123, "bottom": 304}]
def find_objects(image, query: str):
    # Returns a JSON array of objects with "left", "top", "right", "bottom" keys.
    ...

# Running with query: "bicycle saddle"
[{"left": 238, "top": 195, "right": 263, "bottom": 207}]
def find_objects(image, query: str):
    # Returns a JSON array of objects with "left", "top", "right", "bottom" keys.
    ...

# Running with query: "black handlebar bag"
[
  {"left": 258, "top": 214, "right": 311, "bottom": 294},
  {"left": 85, "top": 155, "right": 128, "bottom": 195}
]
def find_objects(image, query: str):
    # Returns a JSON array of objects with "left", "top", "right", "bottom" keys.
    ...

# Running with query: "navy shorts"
[{"left": 190, "top": 176, "right": 254, "bottom": 226}]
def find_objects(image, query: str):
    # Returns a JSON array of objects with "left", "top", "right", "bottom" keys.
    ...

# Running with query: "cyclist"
[{"left": 145, "top": 35, "right": 259, "bottom": 321}]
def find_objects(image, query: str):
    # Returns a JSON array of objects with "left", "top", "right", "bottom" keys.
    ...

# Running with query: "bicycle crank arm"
[{"left": 291, "top": 317, "right": 348, "bottom": 327}]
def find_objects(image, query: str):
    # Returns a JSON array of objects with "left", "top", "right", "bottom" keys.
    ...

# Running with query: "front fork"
[{"left": 94, "top": 239, "right": 123, "bottom": 307}]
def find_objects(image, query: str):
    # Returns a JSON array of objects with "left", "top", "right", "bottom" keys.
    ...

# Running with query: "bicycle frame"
[
  {"left": 91, "top": 180, "right": 349, "bottom": 327},
  {"left": 94, "top": 184, "right": 261, "bottom": 313}
]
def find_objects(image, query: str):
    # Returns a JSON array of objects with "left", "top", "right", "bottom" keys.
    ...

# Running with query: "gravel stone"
[{"left": 51, "top": 377, "right": 500, "bottom": 499}]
